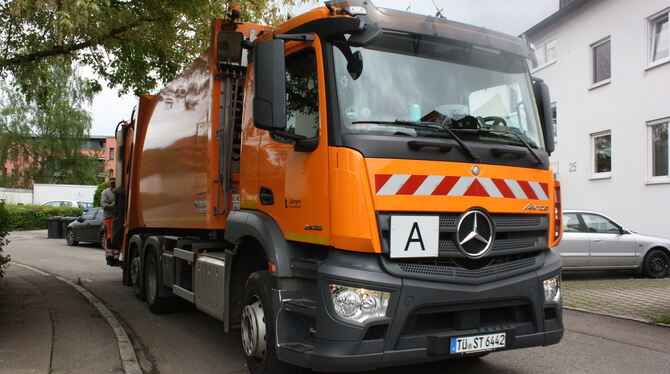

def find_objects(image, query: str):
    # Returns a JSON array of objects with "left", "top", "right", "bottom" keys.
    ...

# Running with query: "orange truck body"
[{"left": 112, "top": 2, "right": 564, "bottom": 372}]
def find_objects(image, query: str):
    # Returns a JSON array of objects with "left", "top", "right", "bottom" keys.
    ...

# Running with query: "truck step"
[{"left": 283, "top": 298, "right": 317, "bottom": 317}]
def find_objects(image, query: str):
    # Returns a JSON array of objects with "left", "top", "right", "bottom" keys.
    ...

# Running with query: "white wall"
[
  {"left": 0, "top": 188, "right": 33, "bottom": 205},
  {"left": 32, "top": 184, "right": 97, "bottom": 205},
  {"left": 529, "top": 0, "right": 670, "bottom": 237}
]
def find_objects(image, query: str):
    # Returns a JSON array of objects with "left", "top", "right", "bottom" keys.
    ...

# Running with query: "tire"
[
  {"left": 130, "top": 248, "right": 146, "bottom": 301},
  {"left": 643, "top": 249, "right": 670, "bottom": 278},
  {"left": 66, "top": 229, "right": 78, "bottom": 246},
  {"left": 242, "top": 271, "right": 302, "bottom": 374},
  {"left": 144, "top": 247, "right": 178, "bottom": 313}
]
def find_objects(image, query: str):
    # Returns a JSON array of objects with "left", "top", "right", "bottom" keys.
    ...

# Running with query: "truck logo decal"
[
  {"left": 375, "top": 174, "right": 548, "bottom": 200},
  {"left": 455, "top": 209, "right": 494, "bottom": 258}
]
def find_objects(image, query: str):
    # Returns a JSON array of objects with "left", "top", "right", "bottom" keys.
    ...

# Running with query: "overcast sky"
[{"left": 89, "top": 0, "right": 558, "bottom": 136}]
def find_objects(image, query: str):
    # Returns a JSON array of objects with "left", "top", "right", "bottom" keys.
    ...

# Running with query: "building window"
[
  {"left": 591, "top": 131, "right": 611, "bottom": 178},
  {"left": 107, "top": 169, "right": 114, "bottom": 179},
  {"left": 551, "top": 102, "right": 558, "bottom": 145},
  {"left": 649, "top": 9, "right": 669, "bottom": 65},
  {"left": 109, "top": 147, "right": 115, "bottom": 160},
  {"left": 532, "top": 38, "right": 557, "bottom": 69},
  {"left": 591, "top": 37, "right": 611, "bottom": 85},
  {"left": 648, "top": 118, "right": 670, "bottom": 182}
]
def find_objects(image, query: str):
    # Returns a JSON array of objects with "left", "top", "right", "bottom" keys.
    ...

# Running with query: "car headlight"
[
  {"left": 543, "top": 275, "right": 561, "bottom": 303},
  {"left": 328, "top": 284, "right": 390, "bottom": 323}
]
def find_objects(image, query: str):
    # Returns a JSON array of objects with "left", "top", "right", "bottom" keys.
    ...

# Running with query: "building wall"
[{"left": 529, "top": 0, "right": 670, "bottom": 236}]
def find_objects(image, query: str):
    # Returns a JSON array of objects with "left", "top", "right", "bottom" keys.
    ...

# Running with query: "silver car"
[{"left": 556, "top": 210, "right": 670, "bottom": 278}]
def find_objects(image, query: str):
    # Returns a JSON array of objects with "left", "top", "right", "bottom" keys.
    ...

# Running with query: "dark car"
[{"left": 65, "top": 207, "right": 105, "bottom": 247}]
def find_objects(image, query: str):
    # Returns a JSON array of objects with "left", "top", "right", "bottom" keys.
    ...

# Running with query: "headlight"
[
  {"left": 543, "top": 275, "right": 561, "bottom": 303},
  {"left": 328, "top": 284, "right": 390, "bottom": 323}
]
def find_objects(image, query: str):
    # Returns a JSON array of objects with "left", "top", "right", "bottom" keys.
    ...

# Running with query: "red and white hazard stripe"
[{"left": 375, "top": 174, "right": 549, "bottom": 200}]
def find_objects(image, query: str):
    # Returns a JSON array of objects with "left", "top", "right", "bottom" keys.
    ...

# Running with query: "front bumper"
[{"left": 275, "top": 249, "right": 563, "bottom": 372}]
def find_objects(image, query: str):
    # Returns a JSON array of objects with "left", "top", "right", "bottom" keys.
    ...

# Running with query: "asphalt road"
[{"left": 5, "top": 230, "right": 670, "bottom": 374}]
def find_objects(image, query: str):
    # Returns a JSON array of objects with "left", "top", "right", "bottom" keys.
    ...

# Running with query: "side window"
[
  {"left": 563, "top": 213, "right": 584, "bottom": 232},
  {"left": 94, "top": 209, "right": 104, "bottom": 220},
  {"left": 82, "top": 209, "right": 97, "bottom": 221},
  {"left": 285, "top": 49, "right": 319, "bottom": 139},
  {"left": 582, "top": 214, "right": 620, "bottom": 234}
]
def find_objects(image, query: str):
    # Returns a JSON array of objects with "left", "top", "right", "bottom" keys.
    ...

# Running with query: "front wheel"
[
  {"left": 144, "top": 248, "right": 177, "bottom": 313},
  {"left": 99, "top": 229, "right": 106, "bottom": 249},
  {"left": 131, "top": 248, "right": 146, "bottom": 301},
  {"left": 643, "top": 249, "right": 669, "bottom": 278},
  {"left": 242, "top": 271, "right": 302, "bottom": 374},
  {"left": 66, "top": 229, "right": 78, "bottom": 246}
]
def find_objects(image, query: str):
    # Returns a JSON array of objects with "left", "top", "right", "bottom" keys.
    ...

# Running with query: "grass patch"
[{"left": 650, "top": 316, "right": 670, "bottom": 324}]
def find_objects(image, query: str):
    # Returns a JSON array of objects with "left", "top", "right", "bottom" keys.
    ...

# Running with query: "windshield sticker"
[
  {"left": 345, "top": 106, "right": 359, "bottom": 119},
  {"left": 340, "top": 76, "right": 348, "bottom": 87},
  {"left": 360, "top": 107, "right": 371, "bottom": 119}
]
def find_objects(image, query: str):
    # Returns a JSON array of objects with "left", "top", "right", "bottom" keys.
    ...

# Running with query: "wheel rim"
[
  {"left": 650, "top": 254, "right": 668, "bottom": 275},
  {"left": 100, "top": 232, "right": 106, "bottom": 247},
  {"left": 241, "top": 296, "right": 267, "bottom": 362},
  {"left": 67, "top": 231, "right": 74, "bottom": 245},
  {"left": 130, "top": 252, "right": 140, "bottom": 285}
]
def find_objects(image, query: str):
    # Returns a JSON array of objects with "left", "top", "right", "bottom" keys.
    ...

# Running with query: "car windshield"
[{"left": 333, "top": 33, "right": 544, "bottom": 149}]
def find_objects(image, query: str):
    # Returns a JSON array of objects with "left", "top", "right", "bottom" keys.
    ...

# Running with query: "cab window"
[
  {"left": 581, "top": 214, "right": 620, "bottom": 234},
  {"left": 285, "top": 49, "right": 319, "bottom": 139},
  {"left": 563, "top": 213, "right": 584, "bottom": 232}
]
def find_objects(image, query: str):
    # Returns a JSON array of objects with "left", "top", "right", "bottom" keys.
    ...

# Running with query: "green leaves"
[{"left": 1, "top": 0, "right": 309, "bottom": 95}]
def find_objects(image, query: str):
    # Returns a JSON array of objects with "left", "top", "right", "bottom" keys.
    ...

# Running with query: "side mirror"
[
  {"left": 532, "top": 78, "right": 555, "bottom": 155},
  {"left": 77, "top": 216, "right": 84, "bottom": 222},
  {"left": 253, "top": 39, "right": 287, "bottom": 131}
]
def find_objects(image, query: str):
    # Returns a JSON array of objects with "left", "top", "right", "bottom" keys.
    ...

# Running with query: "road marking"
[{"left": 10, "top": 262, "right": 142, "bottom": 374}]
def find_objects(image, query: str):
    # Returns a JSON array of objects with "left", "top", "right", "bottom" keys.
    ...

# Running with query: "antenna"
[
  {"left": 431, "top": 0, "right": 446, "bottom": 19},
  {"left": 406, "top": 3, "right": 411, "bottom": 12}
]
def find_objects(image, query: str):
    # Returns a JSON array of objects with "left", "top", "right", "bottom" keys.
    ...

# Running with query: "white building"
[{"left": 524, "top": 0, "right": 670, "bottom": 237}]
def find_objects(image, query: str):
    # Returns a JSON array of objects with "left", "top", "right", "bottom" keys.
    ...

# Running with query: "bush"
[
  {"left": 0, "top": 200, "right": 10, "bottom": 279},
  {"left": 93, "top": 181, "right": 110, "bottom": 208},
  {"left": 4, "top": 204, "right": 83, "bottom": 231}
]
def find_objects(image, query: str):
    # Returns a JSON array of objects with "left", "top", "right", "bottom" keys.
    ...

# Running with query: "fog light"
[
  {"left": 329, "top": 284, "right": 390, "bottom": 323},
  {"left": 543, "top": 275, "right": 561, "bottom": 303}
]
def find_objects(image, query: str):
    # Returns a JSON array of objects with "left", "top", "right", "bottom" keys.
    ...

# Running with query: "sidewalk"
[
  {"left": 0, "top": 265, "right": 124, "bottom": 374},
  {"left": 562, "top": 271, "right": 670, "bottom": 323}
]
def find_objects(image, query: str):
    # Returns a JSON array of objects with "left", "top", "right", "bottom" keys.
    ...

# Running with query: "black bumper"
[{"left": 275, "top": 249, "right": 564, "bottom": 372}]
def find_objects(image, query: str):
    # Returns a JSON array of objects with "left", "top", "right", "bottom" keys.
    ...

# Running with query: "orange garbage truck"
[{"left": 110, "top": 1, "right": 564, "bottom": 372}]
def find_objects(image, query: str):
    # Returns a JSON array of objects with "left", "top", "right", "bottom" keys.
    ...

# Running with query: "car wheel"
[
  {"left": 131, "top": 248, "right": 146, "bottom": 301},
  {"left": 66, "top": 229, "right": 78, "bottom": 246},
  {"left": 99, "top": 230, "right": 106, "bottom": 249},
  {"left": 643, "top": 249, "right": 669, "bottom": 278},
  {"left": 242, "top": 271, "right": 302, "bottom": 374},
  {"left": 144, "top": 247, "right": 178, "bottom": 314}
]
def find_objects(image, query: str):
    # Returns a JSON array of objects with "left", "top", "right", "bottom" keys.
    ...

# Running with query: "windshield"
[{"left": 333, "top": 33, "right": 544, "bottom": 149}]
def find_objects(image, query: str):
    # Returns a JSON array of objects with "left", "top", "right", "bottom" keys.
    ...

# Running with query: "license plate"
[
  {"left": 390, "top": 216, "right": 439, "bottom": 258},
  {"left": 450, "top": 332, "right": 506, "bottom": 354}
]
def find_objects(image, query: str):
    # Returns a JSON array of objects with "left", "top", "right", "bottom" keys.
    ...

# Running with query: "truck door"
[{"left": 257, "top": 39, "right": 330, "bottom": 246}]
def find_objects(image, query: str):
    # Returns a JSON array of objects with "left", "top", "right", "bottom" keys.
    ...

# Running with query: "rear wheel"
[
  {"left": 66, "top": 229, "right": 78, "bottom": 246},
  {"left": 242, "top": 271, "right": 302, "bottom": 374},
  {"left": 131, "top": 248, "right": 146, "bottom": 300},
  {"left": 144, "top": 247, "right": 178, "bottom": 313},
  {"left": 643, "top": 249, "right": 669, "bottom": 278}
]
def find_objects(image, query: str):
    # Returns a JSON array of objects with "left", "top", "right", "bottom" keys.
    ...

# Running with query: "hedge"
[{"left": 4, "top": 204, "right": 83, "bottom": 230}]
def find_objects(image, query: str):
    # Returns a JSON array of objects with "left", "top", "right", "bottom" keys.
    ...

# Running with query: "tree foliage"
[
  {"left": 0, "top": 0, "right": 307, "bottom": 96},
  {"left": 0, "top": 58, "right": 102, "bottom": 188}
]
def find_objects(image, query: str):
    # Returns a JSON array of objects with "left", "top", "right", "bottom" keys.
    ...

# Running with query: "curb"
[
  {"left": 564, "top": 306, "right": 670, "bottom": 328},
  {"left": 10, "top": 262, "right": 143, "bottom": 374}
]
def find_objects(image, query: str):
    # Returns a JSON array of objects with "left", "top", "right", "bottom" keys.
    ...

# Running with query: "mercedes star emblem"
[
  {"left": 455, "top": 209, "right": 494, "bottom": 258},
  {"left": 471, "top": 165, "right": 480, "bottom": 175}
]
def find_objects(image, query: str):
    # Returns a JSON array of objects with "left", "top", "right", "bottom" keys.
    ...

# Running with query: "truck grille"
[{"left": 378, "top": 212, "right": 548, "bottom": 284}]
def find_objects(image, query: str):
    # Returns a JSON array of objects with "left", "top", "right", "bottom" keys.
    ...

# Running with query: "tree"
[
  {"left": 0, "top": 0, "right": 306, "bottom": 97},
  {"left": 0, "top": 58, "right": 102, "bottom": 188}
]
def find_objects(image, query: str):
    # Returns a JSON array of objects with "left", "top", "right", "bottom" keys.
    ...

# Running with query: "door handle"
[
  {"left": 259, "top": 187, "right": 274, "bottom": 205},
  {"left": 593, "top": 239, "right": 603, "bottom": 243}
]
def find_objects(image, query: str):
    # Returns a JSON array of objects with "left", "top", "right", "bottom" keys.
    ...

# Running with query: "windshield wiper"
[
  {"left": 352, "top": 120, "right": 481, "bottom": 162},
  {"left": 449, "top": 127, "right": 543, "bottom": 165}
]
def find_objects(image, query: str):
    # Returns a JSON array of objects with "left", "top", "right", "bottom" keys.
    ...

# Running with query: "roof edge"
[{"left": 522, "top": 0, "right": 594, "bottom": 38}]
